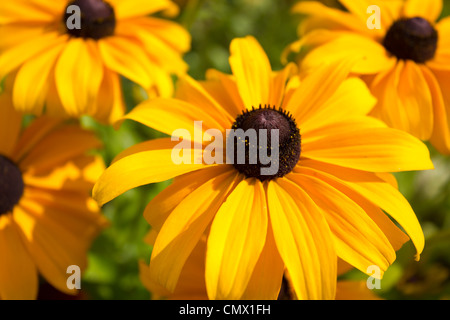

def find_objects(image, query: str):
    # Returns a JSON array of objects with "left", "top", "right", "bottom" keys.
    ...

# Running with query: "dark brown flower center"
[
  {"left": 229, "top": 105, "right": 301, "bottom": 181},
  {"left": 64, "top": 0, "right": 116, "bottom": 40},
  {"left": 0, "top": 155, "right": 24, "bottom": 216},
  {"left": 383, "top": 17, "right": 438, "bottom": 63},
  {"left": 277, "top": 276, "right": 295, "bottom": 300}
]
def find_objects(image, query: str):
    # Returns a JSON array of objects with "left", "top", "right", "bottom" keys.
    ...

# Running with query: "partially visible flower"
[
  {"left": 0, "top": 92, "right": 107, "bottom": 299},
  {"left": 0, "top": 0, "right": 190, "bottom": 123},
  {"left": 139, "top": 230, "right": 382, "bottom": 300},
  {"left": 285, "top": 0, "right": 450, "bottom": 154},
  {"left": 94, "top": 36, "right": 433, "bottom": 300}
]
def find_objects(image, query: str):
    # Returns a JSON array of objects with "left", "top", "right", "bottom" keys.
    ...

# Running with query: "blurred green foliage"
[{"left": 73, "top": 0, "right": 450, "bottom": 300}]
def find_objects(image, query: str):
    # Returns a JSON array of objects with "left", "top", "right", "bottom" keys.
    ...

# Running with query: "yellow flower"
[
  {"left": 0, "top": 92, "right": 107, "bottom": 299},
  {"left": 285, "top": 0, "right": 450, "bottom": 154},
  {"left": 93, "top": 36, "right": 433, "bottom": 300},
  {"left": 140, "top": 230, "right": 382, "bottom": 300},
  {"left": 0, "top": 0, "right": 190, "bottom": 123}
]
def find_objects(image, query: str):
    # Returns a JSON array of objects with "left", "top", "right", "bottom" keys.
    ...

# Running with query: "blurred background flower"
[
  {"left": 285, "top": 0, "right": 450, "bottom": 155},
  {"left": 0, "top": 0, "right": 190, "bottom": 123},
  {"left": 0, "top": 91, "right": 107, "bottom": 299}
]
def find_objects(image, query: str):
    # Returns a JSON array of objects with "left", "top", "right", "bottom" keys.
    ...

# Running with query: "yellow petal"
[
  {"left": 0, "top": 93, "right": 22, "bottom": 157},
  {"left": 13, "top": 41, "right": 65, "bottom": 115},
  {"left": 403, "top": 0, "right": 442, "bottom": 22},
  {"left": 293, "top": 77, "right": 376, "bottom": 133},
  {"left": 0, "top": 215, "right": 38, "bottom": 300},
  {"left": 206, "top": 178, "right": 268, "bottom": 300},
  {"left": 149, "top": 170, "right": 240, "bottom": 292},
  {"left": 229, "top": 36, "right": 272, "bottom": 109},
  {"left": 301, "top": 117, "right": 434, "bottom": 173},
  {"left": 110, "top": 0, "right": 179, "bottom": 20},
  {"left": 23, "top": 155, "right": 104, "bottom": 194},
  {"left": 284, "top": 59, "right": 354, "bottom": 121},
  {"left": 91, "top": 66, "right": 126, "bottom": 124},
  {"left": 423, "top": 67, "right": 450, "bottom": 154},
  {"left": 371, "top": 61, "right": 434, "bottom": 140},
  {"left": 0, "top": 31, "right": 67, "bottom": 82},
  {"left": 205, "top": 69, "right": 245, "bottom": 117},
  {"left": 269, "top": 63, "right": 298, "bottom": 109},
  {"left": 19, "top": 125, "right": 101, "bottom": 174},
  {"left": 297, "top": 164, "right": 409, "bottom": 252},
  {"left": 13, "top": 202, "right": 90, "bottom": 295},
  {"left": 241, "top": 223, "right": 284, "bottom": 300},
  {"left": 300, "top": 33, "right": 395, "bottom": 75},
  {"left": 289, "top": 172, "right": 396, "bottom": 276},
  {"left": 397, "top": 61, "right": 434, "bottom": 140},
  {"left": 120, "top": 97, "right": 226, "bottom": 141},
  {"left": 93, "top": 138, "right": 212, "bottom": 206},
  {"left": 136, "top": 17, "right": 191, "bottom": 54},
  {"left": 98, "top": 36, "right": 153, "bottom": 89},
  {"left": 143, "top": 165, "right": 235, "bottom": 231},
  {"left": 0, "top": 0, "right": 64, "bottom": 23},
  {"left": 19, "top": 188, "right": 106, "bottom": 247},
  {"left": 175, "top": 75, "right": 234, "bottom": 127},
  {"left": 117, "top": 19, "right": 188, "bottom": 74},
  {"left": 55, "top": 38, "right": 104, "bottom": 117},
  {"left": 141, "top": 237, "right": 209, "bottom": 300},
  {"left": 369, "top": 61, "right": 410, "bottom": 132},
  {"left": 428, "top": 17, "right": 450, "bottom": 71},
  {"left": 299, "top": 159, "right": 425, "bottom": 260},
  {"left": 11, "top": 117, "right": 62, "bottom": 164},
  {"left": 267, "top": 179, "right": 336, "bottom": 300},
  {"left": 291, "top": 1, "right": 373, "bottom": 36}
]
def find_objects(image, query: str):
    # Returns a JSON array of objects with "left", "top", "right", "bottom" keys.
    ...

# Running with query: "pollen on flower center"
[
  {"left": 0, "top": 155, "right": 24, "bottom": 216},
  {"left": 383, "top": 17, "right": 438, "bottom": 63},
  {"left": 64, "top": 0, "right": 116, "bottom": 40},
  {"left": 230, "top": 105, "right": 301, "bottom": 181}
]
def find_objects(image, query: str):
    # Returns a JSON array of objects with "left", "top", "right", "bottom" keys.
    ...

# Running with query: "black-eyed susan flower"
[
  {"left": 0, "top": 92, "right": 107, "bottom": 299},
  {"left": 139, "top": 230, "right": 383, "bottom": 300},
  {"left": 285, "top": 0, "right": 450, "bottom": 154},
  {"left": 0, "top": 0, "right": 190, "bottom": 123},
  {"left": 93, "top": 36, "right": 433, "bottom": 300}
]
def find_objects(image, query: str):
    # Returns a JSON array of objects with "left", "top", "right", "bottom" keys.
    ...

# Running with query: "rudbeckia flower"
[
  {"left": 0, "top": 92, "right": 107, "bottom": 299},
  {"left": 139, "top": 230, "right": 382, "bottom": 300},
  {"left": 0, "top": 0, "right": 190, "bottom": 123},
  {"left": 93, "top": 36, "right": 433, "bottom": 300},
  {"left": 285, "top": 0, "right": 450, "bottom": 154}
]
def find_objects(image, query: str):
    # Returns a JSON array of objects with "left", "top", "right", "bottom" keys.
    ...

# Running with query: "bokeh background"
[{"left": 40, "top": 0, "right": 450, "bottom": 300}]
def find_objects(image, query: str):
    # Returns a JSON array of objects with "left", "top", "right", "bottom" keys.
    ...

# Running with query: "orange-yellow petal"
[
  {"left": 403, "top": 0, "right": 443, "bottom": 22},
  {"left": 301, "top": 117, "right": 434, "bottom": 173},
  {"left": 0, "top": 215, "right": 38, "bottom": 300},
  {"left": 0, "top": 93, "right": 22, "bottom": 157},
  {"left": 299, "top": 159, "right": 425, "bottom": 260},
  {"left": 149, "top": 170, "right": 240, "bottom": 292},
  {"left": 92, "top": 138, "right": 213, "bottom": 206},
  {"left": 267, "top": 179, "right": 336, "bottom": 300},
  {"left": 206, "top": 178, "right": 268, "bottom": 300},
  {"left": 229, "top": 36, "right": 272, "bottom": 109},
  {"left": 289, "top": 172, "right": 396, "bottom": 276}
]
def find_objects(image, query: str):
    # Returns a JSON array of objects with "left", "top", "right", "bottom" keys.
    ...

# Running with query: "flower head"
[
  {"left": 0, "top": 0, "right": 190, "bottom": 123},
  {"left": 93, "top": 36, "right": 433, "bottom": 299},
  {"left": 0, "top": 92, "right": 107, "bottom": 299},
  {"left": 285, "top": 0, "right": 450, "bottom": 154}
]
